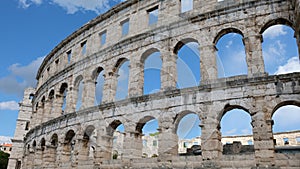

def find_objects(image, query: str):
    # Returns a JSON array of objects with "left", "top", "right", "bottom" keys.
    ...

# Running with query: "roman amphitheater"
[{"left": 8, "top": 0, "right": 300, "bottom": 168}]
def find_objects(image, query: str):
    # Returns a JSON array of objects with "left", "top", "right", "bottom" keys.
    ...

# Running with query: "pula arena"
[{"left": 8, "top": 0, "right": 300, "bottom": 168}]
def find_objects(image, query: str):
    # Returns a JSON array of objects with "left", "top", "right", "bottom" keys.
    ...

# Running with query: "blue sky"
[{"left": 0, "top": 0, "right": 299, "bottom": 140}]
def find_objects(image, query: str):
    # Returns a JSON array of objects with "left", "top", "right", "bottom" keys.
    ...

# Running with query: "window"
[
  {"left": 121, "top": 19, "right": 130, "bottom": 37},
  {"left": 67, "top": 50, "right": 72, "bottom": 64},
  {"left": 296, "top": 137, "right": 300, "bottom": 144},
  {"left": 55, "top": 59, "right": 59, "bottom": 65},
  {"left": 148, "top": 6, "right": 158, "bottom": 25},
  {"left": 283, "top": 138, "right": 289, "bottom": 145},
  {"left": 99, "top": 31, "right": 107, "bottom": 46},
  {"left": 183, "top": 142, "right": 187, "bottom": 148},
  {"left": 153, "top": 140, "right": 157, "bottom": 146},
  {"left": 143, "top": 139, "right": 147, "bottom": 147},
  {"left": 81, "top": 41, "right": 87, "bottom": 55},
  {"left": 25, "top": 122, "right": 30, "bottom": 130},
  {"left": 181, "top": 0, "right": 193, "bottom": 13}
]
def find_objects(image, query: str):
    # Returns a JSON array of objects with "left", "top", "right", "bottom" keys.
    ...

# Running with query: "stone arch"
[
  {"left": 271, "top": 100, "right": 300, "bottom": 116},
  {"left": 213, "top": 28, "right": 244, "bottom": 45},
  {"left": 141, "top": 48, "right": 162, "bottom": 94},
  {"left": 260, "top": 18, "right": 295, "bottom": 35},
  {"left": 107, "top": 120, "right": 123, "bottom": 136},
  {"left": 141, "top": 48, "right": 160, "bottom": 63},
  {"left": 40, "top": 138, "right": 46, "bottom": 151},
  {"left": 217, "top": 104, "right": 251, "bottom": 123},
  {"left": 92, "top": 67, "right": 105, "bottom": 105},
  {"left": 80, "top": 125, "right": 97, "bottom": 161},
  {"left": 261, "top": 18, "right": 299, "bottom": 75},
  {"left": 136, "top": 116, "right": 157, "bottom": 134},
  {"left": 50, "top": 133, "right": 58, "bottom": 147},
  {"left": 114, "top": 58, "right": 130, "bottom": 100},
  {"left": 58, "top": 83, "right": 68, "bottom": 113},
  {"left": 74, "top": 75, "right": 84, "bottom": 87},
  {"left": 113, "top": 57, "right": 129, "bottom": 73},
  {"left": 174, "top": 38, "right": 201, "bottom": 88},
  {"left": 174, "top": 110, "right": 201, "bottom": 133},
  {"left": 74, "top": 75, "right": 84, "bottom": 110},
  {"left": 173, "top": 38, "right": 198, "bottom": 54}
]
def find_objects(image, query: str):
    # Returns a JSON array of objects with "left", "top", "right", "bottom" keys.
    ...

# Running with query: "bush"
[{"left": 0, "top": 151, "right": 10, "bottom": 169}]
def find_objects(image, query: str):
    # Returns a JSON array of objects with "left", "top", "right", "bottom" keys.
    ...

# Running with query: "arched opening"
[
  {"left": 175, "top": 111, "right": 201, "bottom": 155},
  {"left": 47, "top": 90, "right": 55, "bottom": 121},
  {"left": 108, "top": 120, "right": 125, "bottom": 160},
  {"left": 59, "top": 83, "right": 68, "bottom": 113},
  {"left": 142, "top": 49, "right": 162, "bottom": 94},
  {"left": 175, "top": 39, "right": 200, "bottom": 89},
  {"left": 219, "top": 106, "right": 253, "bottom": 154},
  {"left": 136, "top": 116, "right": 159, "bottom": 158},
  {"left": 262, "top": 21, "right": 299, "bottom": 75},
  {"left": 40, "top": 138, "right": 45, "bottom": 151},
  {"left": 32, "top": 140, "right": 36, "bottom": 152},
  {"left": 115, "top": 58, "right": 130, "bottom": 100},
  {"left": 63, "top": 130, "right": 76, "bottom": 164},
  {"left": 93, "top": 67, "right": 105, "bottom": 105},
  {"left": 272, "top": 102, "right": 300, "bottom": 146},
  {"left": 47, "top": 134, "right": 58, "bottom": 164},
  {"left": 215, "top": 29, "right": 247, "bottom": 78},
  {"left": 74, "top": 75, "right": 84, "bottom": 111},
  {"left": 82, "top": 125, "right": 97, "bottom": 161}
]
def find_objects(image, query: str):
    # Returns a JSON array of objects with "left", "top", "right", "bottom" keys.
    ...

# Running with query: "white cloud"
[
  {"left": 0, "top": 57, "right": 43, "bottom": 97},
  {"left": 273, "top": 105, "right": 300, "bottom": 132},
  {"left": 19, "top": 0, "right": 121, "bottom": 14},
  {"left": 263, "top": 25, "right": 287, "bottom": 39},
  {"left": 275, "top": 57, "right": 300, "bottom": 75},
  {"left": 225, "top": 40, "right": 233, "bottom": 48},
  {"left": 0, "top": 101, "right": 19, "bottom": 111}
]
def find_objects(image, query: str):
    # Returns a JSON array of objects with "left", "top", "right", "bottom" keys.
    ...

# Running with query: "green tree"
[{"left": 0, "top": 151, "right": 10, "bottom": 169}]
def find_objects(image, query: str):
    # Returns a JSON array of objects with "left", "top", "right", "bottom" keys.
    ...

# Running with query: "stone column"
[
  {"left": 65, "top": 86, "right": 75, "bottom": 113},
  {"left": 33, "top": 148, "right": 43, "bottom": 168},
  {"left": 77, "top": 139, "right": 90, "bottom": 166},
  {"left": 43, "top": 99, "right": 52, "bottom": 122},
  {"left": 128, "top": 60, "right": 144, "bottom": 97},
  {"left": 102, "top": 72, "right": 118, "bottom": 103},
  {"left": 122, "top": 131, "right": 143, "bottom": 159},
  {"left": 94, "top": 131, "right": 113, "bottom": 164},
  {"left": 199, "top": 44, "right": 218, "bottom": 83},
  {"left": 161, "top": 46, "right": 177, "bottom": 91},
  {"left": 157, "top": 125, "right": 178, "bottom": 160},
  {"left": 36, "top": 104, "right": 44, "bottom": 125},
  {"left": 243, "top": 35, "right": 266, "bottom": 77},
  {"left": 82, "top": 79, "right": 96, "bottom": 109},
  {"left": 251, "top": 106, "right": 275, "bottom": 167},
  {"left": 43, "top": 146, "right": 57, "bottom": 168},
  {"left": 52, "top": 93, "right": 63, "bottom": 118},
  {"left": 201, "top": 105, "right": 222, "bottom": 162}
]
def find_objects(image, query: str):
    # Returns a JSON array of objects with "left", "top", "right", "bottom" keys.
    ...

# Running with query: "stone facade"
[{"left": 8, "top": 0, "right": 300, "bottom": 168}]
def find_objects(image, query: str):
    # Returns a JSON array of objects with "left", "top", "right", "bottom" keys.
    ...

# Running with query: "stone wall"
[{"left": 8, "top": 0, "right": 300, "bottom": 168}]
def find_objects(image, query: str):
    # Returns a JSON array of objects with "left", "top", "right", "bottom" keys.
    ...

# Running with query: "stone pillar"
[
  {"left": 122, "top": 131, "right": 143, "bottom": 159},
  {"left": 102, "top": 72, "right": 118, "bottom": 103},
  {"left": 43, "top": 146, "right": 57, "bottom": 168},
  {"left": 128, "top": 60, "right": 144, "bottom": 97},
  {"left": 199, "top": 44, "right": 218, "bottom": 82},
  {"left": 243, "top": 35, "right": 266, "bottom": 77},
  {"left": 94, "top": 131, "right": 113, "bottom": 164},
  {"left": 65, "top": 86, "right": 75, "bottom": 113},
  {"left": 52, "top": 93, "right": 64, "bottom": 118},
  {"left": 161, "top": 46, "right": 177, "bottom": 91},
  {"left": 252, "top": 107, "right": 275, "bottom": 167},
  {"left": 43, "top": 99, "right": 51, "bottom": 122},
  {"left": 77, "top": 139, "right": 90, "bottom": 166},
  {"left": 36, "top": 104, "right": 44, "bottom": 125},
  {"left": 82, "top": 79, "right": 96, "bottom": 109},
  {"left": 201, "top": 109, "right": 222, "bottom": 162},
  {"left": 33, "top": 148, "right": 43, "bottom": 168},
  {"left": 157, "top": 126, "right": 178, "bottom": 160}
]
